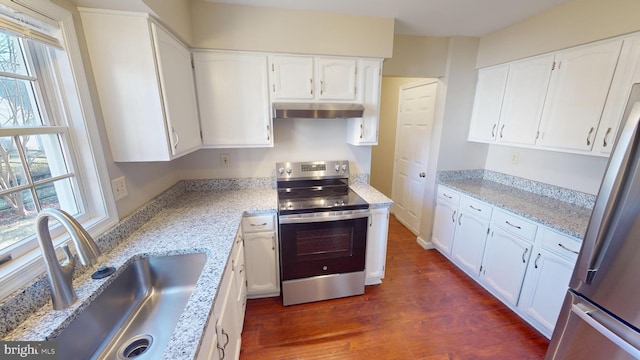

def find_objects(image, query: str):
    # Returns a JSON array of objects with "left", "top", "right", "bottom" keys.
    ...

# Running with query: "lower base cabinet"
[
  {"left": 432, "top": 185, "right": 580, "bottom": 338},
  {"left": 517, "top": 229, "right": 580, "bottom": 337},
  {"left": 242, "top": 214, "right": 280, "bottom": 298},
  {"left": 198, "top": 230, "right": 246, "bottom": 360},
  {"left": 365, "top": 206, "right": 390, "bottom": 285}
]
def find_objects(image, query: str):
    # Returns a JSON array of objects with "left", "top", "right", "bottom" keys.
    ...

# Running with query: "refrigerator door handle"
[
  {"left": 577, "top": 101, "right": 640, "bottom": 285},
  {"left": 571, "top": 302, "right": 640, "bottom": 358}
]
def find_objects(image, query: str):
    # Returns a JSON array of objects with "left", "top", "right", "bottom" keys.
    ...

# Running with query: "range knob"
[
  {"left": 278, "top": 167, "right": 285, "bottom": 175},
  {"left": 285, "top": 168, "right": 292, "bottom": 175},
  {"left": 341, "top": 164, "right": 348, "bottom": 172},
  {"left": 334, "top": 164, "right": 340, "bottom": 172}
]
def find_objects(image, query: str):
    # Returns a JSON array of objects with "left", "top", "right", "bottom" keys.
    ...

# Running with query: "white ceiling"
[{"left": 205, "top": 0, "right": 571, "bottom": 37}]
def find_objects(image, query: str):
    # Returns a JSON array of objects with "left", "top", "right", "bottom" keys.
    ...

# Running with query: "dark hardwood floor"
[{"left": 240, "top": 215, "right": 549, "bottom": 359}]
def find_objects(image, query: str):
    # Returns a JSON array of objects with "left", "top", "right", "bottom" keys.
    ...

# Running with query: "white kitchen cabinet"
[
  {"left": 593, "top": 36, "right": 640, "bottom": 156},
  {"left": 347, "top": 59, "right": 383, "bottom": 145},
  {"left": 365, "top": 206, "right": 390, "bottom": 285},
  {"left": 518, "top": 228, "right": 580, "bottom": 338},
  {"left": 242, "top": 214, "right": 280, "bottom": 298},
  {"left": 431, "top": 186, "right": 461, "bottom": 256},
  {"left": 316, "top": 58, "right": 357, "bottom": 100},
  {"left": 537, "top": 39, "right": 623, "bottom": 151},
  {"left": 468, "top": 64, "right": 509, "bottom": 142},
  {"left": 450, "top": 196, "right": 492, "bottom": 277},
  {"left": 79, "top": 9, "right": 201, "bottom": 162},
  {"left": 268, "top": 55, "right": 357, "bottom": 101},
  {"left": 193, "top": 51, "right": 273, "bottom": 148},
  {"left": 497, "top": 54, "right": 554, "bottom": 145},
  {"left": 198, "top": 230, "right": 245, "bottom": 360},
  {"left": 480, "top": 210, "right": 537, "bottom": 306},
  {"left": 269, "top": 55, "right": 314, "bottom": 100}
]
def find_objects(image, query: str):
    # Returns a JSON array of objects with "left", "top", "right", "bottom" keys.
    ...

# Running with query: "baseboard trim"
[{"left": 417, "top": 236, "right": 435, "bottom": 250}]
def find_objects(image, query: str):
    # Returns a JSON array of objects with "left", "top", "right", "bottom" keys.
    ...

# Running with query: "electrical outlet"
[
  {"left": 111, "top": 176, "right": 128, "bottom": 200},
  {"left": 511, "top": 152, "right": 520, "bottom": 165},
  {"left": 221, "top": 154, "right": 230, "bottom": 167}
]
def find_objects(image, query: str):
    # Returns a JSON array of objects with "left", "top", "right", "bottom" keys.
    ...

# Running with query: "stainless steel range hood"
[{"left": 273, "top": 102, "right": 365, "bottom": 119}]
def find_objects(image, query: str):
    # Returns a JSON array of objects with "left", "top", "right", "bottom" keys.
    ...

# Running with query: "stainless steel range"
[{"left": 276, "top": 160, "right": 370, "bottom": 306}]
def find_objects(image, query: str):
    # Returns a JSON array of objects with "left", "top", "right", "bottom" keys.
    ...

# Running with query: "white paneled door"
[{"left": 392, "top": 80, "right": 438, "bottom": 234}]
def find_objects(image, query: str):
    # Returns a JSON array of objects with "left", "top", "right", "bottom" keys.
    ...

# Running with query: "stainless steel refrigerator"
[{"left": 546, "top": 83, "right": 640, "bottom": 359}]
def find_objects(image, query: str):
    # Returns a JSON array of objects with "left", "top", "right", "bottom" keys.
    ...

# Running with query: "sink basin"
[{"left": 52, "top": 253, "right": 207, "bottom": 360}]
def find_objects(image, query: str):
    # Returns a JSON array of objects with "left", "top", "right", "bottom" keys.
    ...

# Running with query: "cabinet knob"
[{"left": 419, "top": 172, "right": 426, "bottom": 178}]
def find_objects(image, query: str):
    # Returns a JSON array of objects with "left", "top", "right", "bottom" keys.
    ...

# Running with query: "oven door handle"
[{"left": 279, "top": 211, "right": 371, "bottom": 224}]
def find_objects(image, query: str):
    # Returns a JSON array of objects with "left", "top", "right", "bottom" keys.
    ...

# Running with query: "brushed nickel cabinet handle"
[
  {"left": 500, "top": 124, "right": 505, "bottom": 138},
  {"left": 451, "top": 210, "right": 456, "bottom": 223},
  {"left": 458, "top": 213, "right": 462, "bottom": 226},
  {"left": 310, "top": 78, "right": 313, "bottom": 95},
  {"left": 534, "top": 253, "right": 541, "bottom": 269},
  {"left": 559, "top": 243, "right": 579, "bottom": 255},
  {"left": 505, "top": 220, "right": 522, "bottom": 229},
  {"left": 603, "top": 127, "right": 612, "bottom": 147},
  {"left": 443, "top": 193, "right": 452, "bottom": 199},
  {"left": 469, "top": 205, "right": 482, "bottom": 212},
  {"left": 491, "top": 123, "right": 497, "bottom": 138},
  {"left": 522, "top": 248, "right": 529, "bottom": 263},
  {"left": 586, "top": 127, "right": 595, "bottom": 146}
]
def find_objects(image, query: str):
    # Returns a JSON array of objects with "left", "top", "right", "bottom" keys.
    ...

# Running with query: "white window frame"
[{"left": 0, "top": 0, "right": 117, "bottom": 300}]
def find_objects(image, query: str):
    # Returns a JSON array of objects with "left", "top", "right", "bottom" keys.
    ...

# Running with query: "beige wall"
[
  {"left": 143, "top": 0, "right": 193, "bottom": 44},
  {"left": 189, "top": 2, "right": 394, "bottom": 58},
  {"left": 478, "top": 0, "right": 640, "bottom": 67},
  {"left": 370, "top": 77, "right": 429, "bottom": 197},
  {"left": 383, "top": 35, "right": 449, "bottom": 77}
]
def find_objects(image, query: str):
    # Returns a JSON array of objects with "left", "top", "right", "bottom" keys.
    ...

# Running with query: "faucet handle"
[{"left": 60, "top": 244, "right": 75, "bottom": 268}]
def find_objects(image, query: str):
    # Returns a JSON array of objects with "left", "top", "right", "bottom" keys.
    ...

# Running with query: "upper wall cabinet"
[
  {"left": 269, "top": 55, "right": 357, "bottom": 101},
  {"left": 79, "top": 9, "right": 201, "bottom": 162},
  {"left": 347, "top": 59, "right": 383, "bottom": 145},
  {"left": 468, "top": 64, "right": 509, "bottom": 142},
  {"left": 537, "top": 39, "right": 623, "bottom": 152},
  {"left": 193, "top": 51, "right": 273, "bottom": 148},
  {"left": 468, "top": 35, "right": 640, "bottom": 157}
]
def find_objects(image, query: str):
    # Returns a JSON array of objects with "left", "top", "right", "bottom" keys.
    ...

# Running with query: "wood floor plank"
[{"left": 240, "top": 215, "right": 549, "bottom": 359}]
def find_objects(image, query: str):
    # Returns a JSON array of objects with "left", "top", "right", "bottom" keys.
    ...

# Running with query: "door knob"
[{"left": 419, "top": 172, "right": 426, "bottom": 178}]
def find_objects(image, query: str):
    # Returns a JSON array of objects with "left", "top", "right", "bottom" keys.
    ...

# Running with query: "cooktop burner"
[{"left": 276, "top": 160, "right": 369, "bottom": 214}]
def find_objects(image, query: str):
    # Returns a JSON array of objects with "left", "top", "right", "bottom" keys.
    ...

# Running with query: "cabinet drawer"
[
  {"left": 492, "top": 209, "right": 537, "bottom": 242},
  {"left": 459, "top": 196, "right": 492, "bottom": 220},
  {"left": 242, "top": 214, "right": 275, "bottom": 233},
  {"left": 437, "top": 186, "right": 461, "bottom": 204},
  {"left": 540, "top": 229, "right": 581, "bottom": 261}
]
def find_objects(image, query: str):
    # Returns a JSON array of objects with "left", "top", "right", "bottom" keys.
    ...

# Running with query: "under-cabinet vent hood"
[{"left": 273, "top": 102, "right": 365, "bottom": 119}]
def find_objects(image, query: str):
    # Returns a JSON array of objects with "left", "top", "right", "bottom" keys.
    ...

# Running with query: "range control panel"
[{"left": 276, "top": 160, "right": 350, "bottom": 180}]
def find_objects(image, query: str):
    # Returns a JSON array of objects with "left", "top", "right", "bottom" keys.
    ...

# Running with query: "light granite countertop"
[
  {"left": 3, "top": 182, "right": 391, "bottom": 359},
  {"left": 439, "top": 178, "right": 593, "bottom": 240}
]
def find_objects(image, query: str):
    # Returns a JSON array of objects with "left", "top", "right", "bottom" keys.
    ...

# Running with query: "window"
[
  {"left": 0, "top": 31, "right": 80, "bottom": 256},
  {"left": 0, "top": 1, "right": 116, "bottom": 299}
]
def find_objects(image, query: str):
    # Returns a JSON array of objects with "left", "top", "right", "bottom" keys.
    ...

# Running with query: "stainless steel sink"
[{"left": 52, "top": 253, "right": 207, "bottom": 360}]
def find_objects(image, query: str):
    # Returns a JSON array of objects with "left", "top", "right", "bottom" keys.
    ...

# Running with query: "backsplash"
[{"left": 438, "top": 169, "right": 596, "bottom": 209}]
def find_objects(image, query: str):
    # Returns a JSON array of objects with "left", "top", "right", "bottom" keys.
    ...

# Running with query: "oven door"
[{"left": 279, "top": 210, "right": 369, "bottom": 281}]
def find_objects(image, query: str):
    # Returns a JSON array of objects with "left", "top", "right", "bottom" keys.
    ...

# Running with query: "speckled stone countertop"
[
  {"left": 2, "top": 179, "right": 391, "bottom": 359},
  {"left": 438, "top": 171, "right": 595, "bottom": 240}
]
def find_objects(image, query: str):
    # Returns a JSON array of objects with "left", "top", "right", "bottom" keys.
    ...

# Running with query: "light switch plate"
[{"left": 111, "top": 176, "right": 128, "bottom": 200}]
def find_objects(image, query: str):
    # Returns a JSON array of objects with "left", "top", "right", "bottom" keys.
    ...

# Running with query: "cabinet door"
[
  {"left": 365, "top": 207, "right": 390, "bottom": 285},
  {"left": 538, "top": 39, "right": 623, "bottom": 151},
  {"left": 269, "top": 56, "right": 314, "bottom": 100},
  {"left": 348, "top": 59, "right": 382, "bottom": 145},
  {"left": 244, "top": 231, "right": 280, "bottom": 297},
  {"left": 480, "top": 226, "right": 532, "bottom": 306},
  {"left": 194, "top": 52, "right": 272, "bottom": 147},
  {"left": 316, "top": 58, "right": 357, "bottom": 100},
  {"left": 518, "top": 247, "right": 574, "bottom": 336},
  {"left": 432, "top": 194, "right": 459, "bottom": 256},
  {"left": 232, "top": 235, "right": 247, "bottom": 332},
  {"left": 497, "top": 54, "right": 554, "bottom": 145},
  {"left": 151, "top": 23, "right": 201, "bottom": 157},
  {"left": 468, "top": 65, "right": 508, "bottom": 142},
  {"left": 450, "top": 200, "right": 491, "bottom": 276},
  {"left": 215, "top": 268, "right": 240, "bottom": 360}
]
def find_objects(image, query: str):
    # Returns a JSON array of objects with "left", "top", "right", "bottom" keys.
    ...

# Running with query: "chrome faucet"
[{"left": 35, "top": 208, "right": 101, "bottom": 310}]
